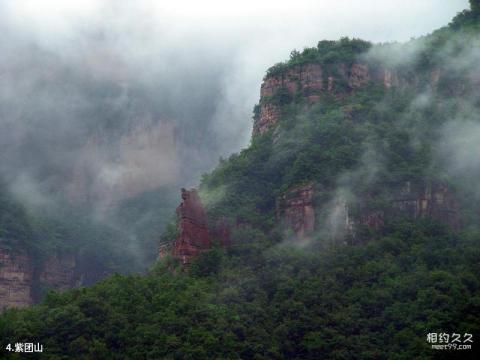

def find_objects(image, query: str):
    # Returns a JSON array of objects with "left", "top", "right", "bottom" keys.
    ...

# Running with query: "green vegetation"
[
  {"left": 201, "top": 79, "right": 464, "bottom": 234},
  {"left": 1, "top": 3, "right": 480, "bottom": 359},
  {"left": 449, "top": 0, "right": 480, "bottom": 31},
  {"left": 1, "top": 221, "right": 479, "bottom": 359},
  {"left": 266, "top": 38, "right": 372, "bottom": 78}
]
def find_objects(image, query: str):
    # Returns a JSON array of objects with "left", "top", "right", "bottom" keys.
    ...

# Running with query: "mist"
[
  {"left": 0, "top": 0, "right": 471, "bottom": 271},
  {"left": 0, "top": 0, "right": 468, "bottom": 206},
  {"left": 365, "top": 21, "right": 480, "bottom": 203}
]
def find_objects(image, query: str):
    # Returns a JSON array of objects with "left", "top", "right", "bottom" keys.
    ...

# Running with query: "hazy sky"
[
  {"left": 3, "top": 0, "right": 467, "bottom": 139},
  {"left": 0, "top": 0, "right": 470, "bottom": 207}
]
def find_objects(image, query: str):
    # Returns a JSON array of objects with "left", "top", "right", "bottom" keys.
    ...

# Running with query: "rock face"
[
  {"left": 253, "top": 62, "right": 396, "bottom": 136},
  {"left": 253, "top": 103, "right": 282, "bottom": 136},
  {"left": 171, "top": 189, "right": 211, "bottom": 264},
  {"left": 158, "top": 190, "right": 232, "bottom": 265},
  {"left": 0, "top": 249, "right": 34, "bottom": 309},
  {"left": 355, "top": 181, "right": 461, "bottom": 232},
  {"left": 252, "top": 61, "right": 448, "bottom": 136},
  {"left": 39, "top": 253, "right": 78, "bottom": 292},
  {"left": 348, "top": 63, "right": 371, "bottom": 88},
  {"left": 260, "top": 63, "right": 324, "bottom": 98},
  {"left": 391, "top": 181, "right": 461, "bottom": 230},
  {"left": 0, "top": 249, "right": 78, "bottom": 310},
  {"left": 255, "top": 64, "right": 324, "bottom": 136},
  {"left": 276, "top": 184, "right": 316, "bottom": 238},
  {"left": 276, "top": 181, "right": 461, "bottom": 240}
]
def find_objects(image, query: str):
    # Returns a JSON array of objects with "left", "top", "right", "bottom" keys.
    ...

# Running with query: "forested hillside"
[{"left": 1, "top": 2, "right": 480, "bottom": 359}]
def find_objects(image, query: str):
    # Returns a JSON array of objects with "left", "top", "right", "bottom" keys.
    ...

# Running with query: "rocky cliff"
[
  {"left": 354, "top": 181, "right": 461, "bottom": 232},
  {"left": 0, "top": 248, "right": 33, "bottom": 309},
  {"left": 170, "top": 189, "right": 212, "bottom": 264},
  {"left": 0, "top": 249, "right": 78, "bottom": 310},
  {"left": 164, "top": 181, "right": 459, "bottom": 256},
  {"left": 39, "top": 253, "right": 78, "bottom": 292},
  {"left": 277, "top": 180, "right": 461, "bottom": 240},
  {"left": 253, "top": 62, "right": 395, "bottom": 136},
  {"left": 252, "top": 60, "right": 445, "bottom": 136},
  {"left": 160, "top": 35, "right": 470, "bottom": 262},
  {"left": 158, "top": 190, "right": 233, "bottom": 265},
  {"left": 390, "top": 181, "right": 461, "bottom": 230},
  {"left": 276, "top": 184, "right": 316, "bottom": 238}
]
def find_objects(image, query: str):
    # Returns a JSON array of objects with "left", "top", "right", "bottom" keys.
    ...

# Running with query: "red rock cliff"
[
  {"left": 253, "top": 62, "right": 445, "bottom": 136},
  {"left": 171, "top": 188, "right": 212, "bottom": 264},
  {"left": 0, "top": 249, "right": 33, "bottom": 309},
  {"left": 39, "top": 253, "right": 78, "bottom": 292},
  {"left": 0, "top": 248, "right": 78, "bottom": 310},
  {"left": 391, "top": 181, "right": 460, "bottom": 230},
  {"left": 276, "top": 180, "right": 461, "bottom": 241},
  {"left": 355, "top": 181, "right": 461, "bottom": 232},
  {"left": 276, "top": 184, "right": 316, "bottom": 238},
  {"left": 253, "top": 62, "right": 395, "bottom": 136}
]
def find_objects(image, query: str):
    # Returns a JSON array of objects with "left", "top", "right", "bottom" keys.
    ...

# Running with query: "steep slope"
[
  {"left": 160, "top": 13, "right": 474, "bottom": 261},
  {"left": 198, "top": 10, "right": 480, "bottom": 246},
  {"left": 1, "top": 3, "right": 480, "bottom": 359}
]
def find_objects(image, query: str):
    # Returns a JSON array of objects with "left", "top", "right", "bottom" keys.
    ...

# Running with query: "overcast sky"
[
  {"left": 0, "top": 0, "right": 470, "bottom": 206},
  {"left": 4, "top": 0, "right": 467, "bottom": 137}
]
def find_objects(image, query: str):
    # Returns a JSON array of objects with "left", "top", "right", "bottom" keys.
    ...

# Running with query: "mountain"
[
  {"left": 1, "top": 3, "right": 480, "bottom": 359},
  {"left": 0, "top": 177, "right": 180, "bottom": 309}
]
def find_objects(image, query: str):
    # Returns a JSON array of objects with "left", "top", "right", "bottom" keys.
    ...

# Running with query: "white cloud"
[{"left": 0, "top": 0, "right": 471, "bottom": 206}]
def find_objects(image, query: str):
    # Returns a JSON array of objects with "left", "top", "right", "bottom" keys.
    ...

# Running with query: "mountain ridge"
[{"left": 1, "top": 3, "right": 480, "bottom": 358}]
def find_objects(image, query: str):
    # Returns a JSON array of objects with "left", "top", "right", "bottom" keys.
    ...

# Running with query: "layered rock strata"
[
  {"left": 253, "top": 62, "right": 394, "bottom": 136},
  {"left": 171, "top": 189, "right": 212, "bottom": 264},
  {"left": 276, "top": 181, "right": 461, "bottom": 240},
  {"left": 276, "top": 184, "right": 316, "bottom": 238},
  {"left": 0, "top": 250, "right": 78, "bottom": 310},
  {"left": 0, "top": 249, "right": 33, "bottom": 309},
  {"left": 253, "top": 62, "right": 443, "bottom": 136}
]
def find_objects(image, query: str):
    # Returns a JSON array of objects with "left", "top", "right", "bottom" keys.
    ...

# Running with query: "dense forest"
[
  {"left": 1, "top": 220, "right": 479, "bottom": 359},
  {"left": 1, "top": 2, "right": 480, "bottom": 359}
]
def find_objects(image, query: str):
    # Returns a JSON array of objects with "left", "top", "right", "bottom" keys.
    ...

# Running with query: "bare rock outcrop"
[
  {"left": 0, "top": 249, "right": 34, "bottom": 309},
  {"left": 39, "top": 253, "right": 78, "bottom": 291},
  {"left": 253, "top": 62, "right": 396, "bottom": 136},
  {"left": 253, "top": 103, "right": 282, "bottom": 136},
  {"left": 276, "top": 184, "right": 316, "bottom": 238},
  {"left": 159, "top": 190, "right": 233, "bottom": 265},
  {"left": 276, "top": 180, "right": 461, "bottom": 241},
  {"left": 353, "top": 181, "right": 461, "bottom": 233},
  {"left": 171, "top": 189, "right": 212, "bottom": 264},
  {"left": 0, "top": 248, "right": 79, "bottom": 310},
  {"left": 252, "top": 59, "right": 449, "bottom": 137},
  {"left": 391, "top": 181, "right": 460, "bottom": 230},
  {"left": 348, "top": 63, "right": 371, "bottom": 88}
]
